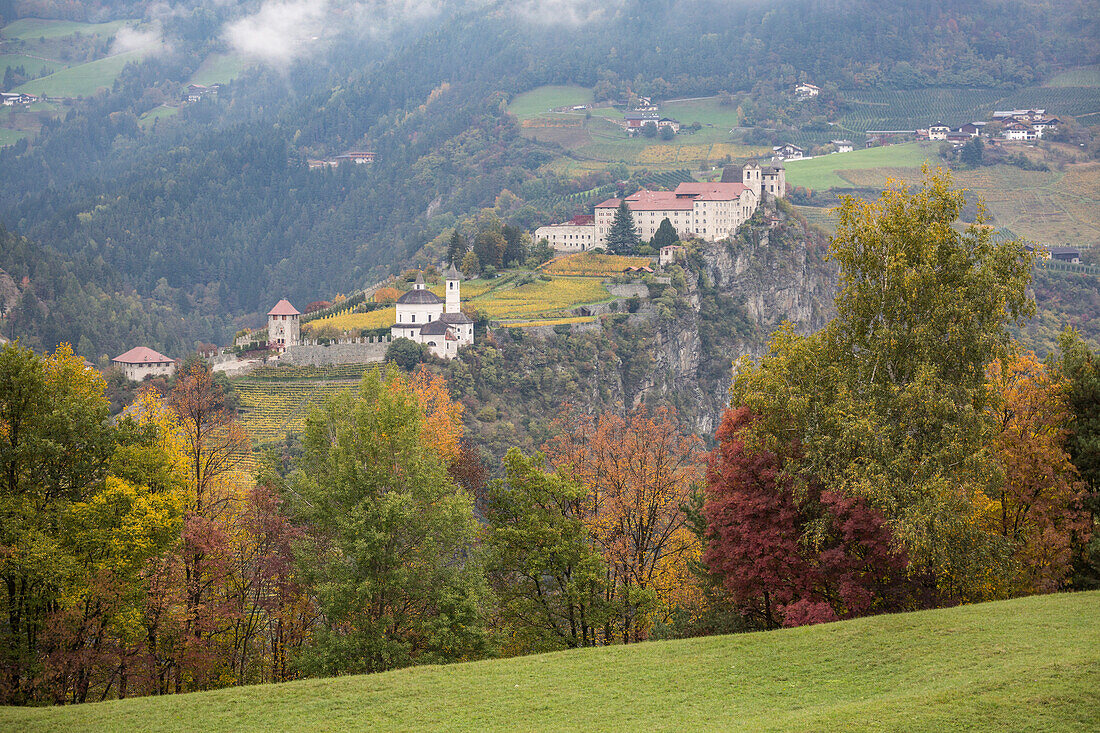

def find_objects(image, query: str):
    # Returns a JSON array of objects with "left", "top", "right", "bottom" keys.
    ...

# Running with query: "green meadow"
[
  {"left": 2, "top": 590, "right": 1096, "bottom": 732},
  {"left": 783, "top": 142, "right": 936, "bottom": 190}
]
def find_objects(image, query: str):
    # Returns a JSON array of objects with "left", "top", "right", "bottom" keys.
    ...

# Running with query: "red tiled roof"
[
  {"left": 569, "top": 214, "right": 595, "bottom": 225},
  {"left": 596, "top": 183, "right": 749, "bottom": 211},
  {"left": 112, "top": 346, "right": 174, "bottom": 365},
  {"left": 267, "top": 299, "right": 301, "bottom": 316},
  {"left": 674, "top": 182, "right": 749, "bottom": 197}
]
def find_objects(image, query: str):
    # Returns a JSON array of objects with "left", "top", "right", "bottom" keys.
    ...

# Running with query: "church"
[{"left": 390, "top": 264, "right": 473, "bottom": 359}]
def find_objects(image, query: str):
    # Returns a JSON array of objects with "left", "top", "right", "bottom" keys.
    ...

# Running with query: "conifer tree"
[
  {"left": 607, "top": 200, "right": 640, "bottom": 255},
  {"left": 651, "top": 217, "right": 679, "bottom": 249},
  {"left": 447, "top": 229, "right": 468, "bottom": 264}
]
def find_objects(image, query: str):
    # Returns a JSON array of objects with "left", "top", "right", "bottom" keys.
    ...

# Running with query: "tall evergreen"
[
  {"left": 651, "top": 217, "right": 679, "bottom": 249},
  {"left": 447, "top": 229, "right": 468, "bottom": 264},
  {"left": 607, "top": 200, "right": 641, "bottom": 255}
]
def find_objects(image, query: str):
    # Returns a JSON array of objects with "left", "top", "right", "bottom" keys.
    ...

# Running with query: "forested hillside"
[{"left": 1, "top": 0, "right": 1096, "bottom": 356}]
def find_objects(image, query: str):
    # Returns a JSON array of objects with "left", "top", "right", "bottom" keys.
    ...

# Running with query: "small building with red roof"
[
  {"left": 267, "top": 299, "right": 301, "bottom": 351},
  {"left": 112, "top": 346, "right": 177, "bottom": 382}
]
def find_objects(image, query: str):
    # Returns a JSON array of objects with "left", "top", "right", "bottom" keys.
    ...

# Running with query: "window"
[{"left": 412, "top": 314, "right": 416, "bottom": 323}]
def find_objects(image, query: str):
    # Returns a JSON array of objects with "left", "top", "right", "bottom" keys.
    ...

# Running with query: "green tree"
[
  {"left": 1057, "top": 328, "right": 1100, "bottom": 588},
  {"left": 460, "top": 250, "right": 481, "bottom": 278},
  {"left": 0, "top": 342, "right": 119, "bottom": 703},
  {"left": 659, "top": 124, "right": 675, "bottom": 141},
  {"left": 484, "top": 449, "right": 607, "bottom": 653},
  {"left": 474, "top": 230, "right": 507, "bottom": 269},
  {"left": 447, "top": 229, "right": 468, "bottom": 265},
  {"left": 960, "top": 136, "right": 983, "bottom": 166},
  {"left": 291, "top": 370, "right": 489, "bottom": 675},
  {"left": 730, "top": 169, "right": 1035, "bottom": 602},
  {"left": 385, "top": 337, "right": 426, "bottom": 370},
  {"left": 651, "top": 218, "right": 679, "bottom": 249},
  {"left": 607, "top": 200, "right": 641, "bottom": 255}
]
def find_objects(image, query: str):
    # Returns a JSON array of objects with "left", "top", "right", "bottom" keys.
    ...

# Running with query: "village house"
[
  {"left": 659, "top": 244, "right": 685, "bottom": 267},
  {"left": 772, "top": 143, "right": 804, "bottom": 161},
  {"left": 267, "top": 299, "right": 301, "bottom": 351},
  {"left": 335, "top": 151, "right": 376, "bottom": 164},
  {"left": 794, "top": 82, "right": 821, "bottom": 100},
  {"left": 993, "top": 109, "right": 1046, "bottom": 122},
  {"left": 831, "top": 139, "right": 854, "bottom": 153},
  {"left": 958, "top": 121, "right": 986, "bottom": 136},
  {"left": 1, "top": 92, "right": 35, "bottom": 106},
  {"left": 112, "top": 346, "right": 176, "bottom": 382},
  {"left": 1002, "top": 120, "right": 1039, "bottom": 141},
  {"left": 390, "top": 266, "right": 473, "bottom": 359},
  {"left": 927, "top": 122, "right": 951, "bottom": 141},
  {"left": 182, "top": 84, "right": 220, "bottom": 103},
  {"left": 534, "top": 215, "right": 597, "bottom": 253},
  {"left": 1026, "top": 244, "right": 1081, "bottom": 264},
  {"left": 307, "top": 159, "right": 339, "bottom": 170}
]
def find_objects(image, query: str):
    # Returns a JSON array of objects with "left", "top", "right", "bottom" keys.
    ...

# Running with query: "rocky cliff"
[{"left": 443, "top": 206, "right": 837, "bottom": 461}]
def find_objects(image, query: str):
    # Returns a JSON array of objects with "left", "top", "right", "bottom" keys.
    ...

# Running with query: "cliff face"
[
  {"left": 634, "top": 210, "right": 836, "bottom": 435},
  {"left": 446, "top": 208, "right": 837, "bottom": 460}
]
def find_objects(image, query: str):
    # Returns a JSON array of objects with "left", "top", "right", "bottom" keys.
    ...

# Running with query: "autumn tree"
[
  {"left": 546, "top": 405, "right": 702, "bottom": 643},
  {"left": 290, "top": 369, "right": 488, "bottom": 674},
  {"left": 985, "top": 350, "right": 1089, "bottom": 593},
  {"left": 704, "top": 408, "right": 917, "bottom": 629},
  {"left": 167, "top": 363, "right": 249, "bottom": 691},
  {"left": 730, "top": 169, "right": 1035, "bottom": 602},
  {"left": 484, "top": 449, "right": 608, "bottom": 654}
]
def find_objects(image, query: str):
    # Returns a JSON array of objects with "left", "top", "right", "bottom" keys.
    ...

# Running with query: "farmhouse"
[
  {"left": 624, "top": 111, "right": 659, "bottom": 129},
  {"left": 993, "top": 109, "right": 1045, "bottom": 121},
  {"left": 268, "top": 299, "right": 301, "bottom": 351},
  {"left": 794, "top": 82, "right": 821, "bottom": 100},
  {"left": 927, "top": 122, "right": 951, "bottom": 141},
  {"left": 958, "top": 121, "right": 986, "bottom": 136},
  {"left": 390, "top": 266, "right": 473, "bottom": 359},
  {"left": 772, "top": 143, "right": 804, "bottom": 160},
  {"left": 1002, "top": 120, "right": 1039, "bottom": 141},
  {"left": 831, "top": 139, "right": 854, "bottom": 153},
  {"left": 335, "top": 151, "right": 376, "bottom": 164},
  {"left": 183, "top": 84, "right": 219, "bottom": 103},
  {"left": 1026, "top": 244, "right": 1081, "bottom": 264},
  {"left": 112, "top": 347, "right": 176, "bottom": 382},
  {"left": 534, "top": 215, "right": 597, "bottom": 253},
  {"left": 1, "top": 92, "right": 35, "bottom": 106}
]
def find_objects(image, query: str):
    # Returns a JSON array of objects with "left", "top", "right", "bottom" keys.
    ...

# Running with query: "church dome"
[{"left": 396, "top": 289, "right": 444, "bottom": 305}]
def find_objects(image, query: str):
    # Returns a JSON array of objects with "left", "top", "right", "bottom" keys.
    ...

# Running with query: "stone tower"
[
  {"left": 444, "top": 262, "right": 462, "bottom": 315},
  {"left": 267, "top": 299, "right": 301, "bottom": 350},
  {"left": 742, "top": 162, "right": 763, "bottom": 199}
]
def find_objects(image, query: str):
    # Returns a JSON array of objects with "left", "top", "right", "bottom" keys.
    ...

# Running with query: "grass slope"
[
  {"left": 15, "top": 48, "right": 148, "bottom": 97},
  {"left": 189, "top": 52, "right": 249, "bottom": 86},
  {"left": 507, "top": 85, "right": 593, "bottom": 119},
  {"left": 784, "top": 142, "right": 936, "bottom": 190},
  {"left": 0, "top": 18, "right": 130, "bottom": 41},
  {"left": 2, "top": 591, "right": 1097, "bottom": 732}
]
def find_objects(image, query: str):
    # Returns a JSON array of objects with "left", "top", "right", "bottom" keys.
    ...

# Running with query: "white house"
[
  {"left": 390, "top": 267, "right": 473, "bottom": 359},
  {"left": 535, "top": 215, "right": 597, "bottom": 253},
  {"left": 1002, "top": 120, "right": 1039, "bottom": 141},
  {"left": 112, "top": 346, "right": 176, "bottom": 382},
  {"left": 772, "top": 143, "right": 804, "bottom": 160},
  {"left": 831, "top": 139, "right": 854, "bottom": 153},
  {"left": 927, "top": 122, "right": 951, "bottom": 141},
  {"left": 267, "top": 299, "right": 301, "bottom": 351},
  {"left": 659, "top": 245, "right": 686, "bottom": 267},
  {"left": 795, "top": 82, "right": 821, "bottom": 100}
]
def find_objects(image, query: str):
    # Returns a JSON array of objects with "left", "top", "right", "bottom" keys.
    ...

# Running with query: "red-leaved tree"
[{"left": 703, "top": 408, "right": 919, "bottom": 629}]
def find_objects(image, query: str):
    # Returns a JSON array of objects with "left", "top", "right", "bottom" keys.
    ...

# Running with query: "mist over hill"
[{"left": 0, "top": 0, "right": 1097, "bottom": 355}]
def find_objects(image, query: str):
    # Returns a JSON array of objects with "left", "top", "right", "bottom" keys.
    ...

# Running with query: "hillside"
[{"left": 2, "top": 590, "right": 1096, "bottom": 732}]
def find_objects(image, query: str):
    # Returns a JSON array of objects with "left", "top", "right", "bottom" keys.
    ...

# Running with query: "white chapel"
[{"left": 390, "top": 264, "right": 473, "bottom": 359}]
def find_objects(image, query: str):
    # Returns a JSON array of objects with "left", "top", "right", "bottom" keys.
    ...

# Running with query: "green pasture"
[
  {"left": 2, "top": 590, "right": 1096, "bottom": 732},
  {"left": 508, "top": 85, "right": 593, "bottom": 119},
  {"left": 0, "top": 52, "right": 67, "bottom": 76},
  {"left": 138, "top": 104, "right": 180, "bottom": 129},
  {"left": 189, "top": 53, "right": 249, "bottom": 86},
  {"left": 15, "top": 48, "right": 147, "bottom": 97},
  {"left": 661, "top": 96, "right": 740, "bottom": 128},
  {"left": 1, "top": 18, "right": 131, "bottom": 41},
  {"left": 0, "top": 127, "right": 28, "bottom": 146},
  {"left": 783, "top": 142, "right": 935, "bottom": 190}
]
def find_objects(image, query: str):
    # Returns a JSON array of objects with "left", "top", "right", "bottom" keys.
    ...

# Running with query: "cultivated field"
[
  {"left": 3, "top": 590, "right": 1096, "bottom": 732},
  {"left": 1045, "top": 65, "right": 1100, "bottom": 88},
  {"left": 470, "top": 276, "right": 612, "bottom": 318},
  {"left": 783, "top": 142, "right": 936, "bottom": 190},
  {"left": 311, "top": 306, "right": 396, "bottom": 332},
  {"left": 236, "top": 379, "right": 361, "bottom": 445},
  {"left": 542, "top": 253, "right": 655, "bottom": 277}
]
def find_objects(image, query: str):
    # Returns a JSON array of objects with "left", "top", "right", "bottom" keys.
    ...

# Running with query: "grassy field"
[
  {"left": 661, "top": 97, "right": 739, "bottom": 127},
  {"left": 189, "top": 52, "right": 249, "bottom": 86},
  {"left": 15, "top": 48, "right": 149, "bottom": 96},
  {"left": 508, "top": 85, "right": 593, "bottom": 119},
  {"left": 0, "top": 17, "right": 131, "bottom": 41},
  {"left": 0, "top": 127, "right": 28, "bottom": 146},
  {"left": 2, "top": 590, "right": 1096, "bottom": 732},
  {"left": 0, "top": 52, "right": 67, "bottom": 76},
  {"left": 137, "top": 104, "right": 180, "bottom": 129},
  {"left": 783, "top": 142, "right": 936, "bottom": 190}
]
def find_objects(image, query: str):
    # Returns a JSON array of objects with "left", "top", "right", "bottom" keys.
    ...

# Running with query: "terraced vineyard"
[
  {"left": 542, "top": 253, "right": 654, "bottom": 276},
  {"left": 837, "top": 86, "right": 1100, "bottom": 133},
  {"left": 470, "top": 276, "right": 611, "bottom": 318},
  {"left": 247, "top": 363, "right": 377, "bottom": 380},
  {"left": 236, "top": 380, "right": 361, "bottom": 445}
]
